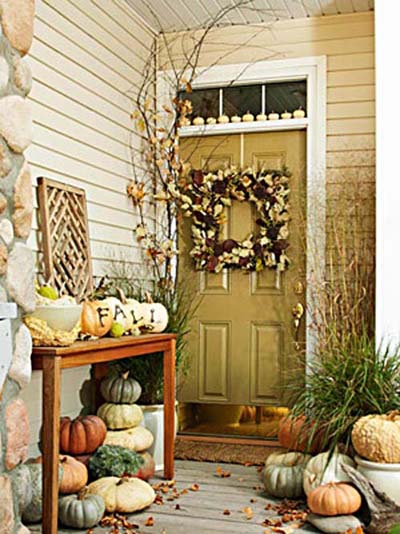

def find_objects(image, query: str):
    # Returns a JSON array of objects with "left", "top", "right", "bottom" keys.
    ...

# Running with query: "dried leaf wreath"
[{"left": 177, "top": 167, "right": 291, "bottom": 273}]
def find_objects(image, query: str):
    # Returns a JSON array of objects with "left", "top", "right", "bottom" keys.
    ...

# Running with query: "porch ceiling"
[{"left": 127, "top": 0, "right": 374, "bottom": 33}]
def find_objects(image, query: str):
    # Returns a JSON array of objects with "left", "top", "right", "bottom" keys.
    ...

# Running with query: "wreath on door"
[{"left": 178, "top": 167, "right": 291, "bottom": 273}]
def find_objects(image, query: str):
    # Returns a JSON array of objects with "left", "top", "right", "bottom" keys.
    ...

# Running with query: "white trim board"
[
  {"left": 173, "top": 55, "right": 327, "bottom": 364},
  {"left": 179, "top": 118, "right": 309, "bottom": 137}
]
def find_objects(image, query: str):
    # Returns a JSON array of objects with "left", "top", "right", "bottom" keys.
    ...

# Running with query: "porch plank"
[{"left": 48, "top": 460, "right": 316, "bottom": 533}]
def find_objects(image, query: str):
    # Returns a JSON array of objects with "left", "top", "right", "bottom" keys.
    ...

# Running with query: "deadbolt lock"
[{"left": 293, "top": 280, "right": 305, "bottom": 295}]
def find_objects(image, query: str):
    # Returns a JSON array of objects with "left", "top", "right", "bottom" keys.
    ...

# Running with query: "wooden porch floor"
[{"left": 33, "top": 460, "right": 317, "bottom": 533}]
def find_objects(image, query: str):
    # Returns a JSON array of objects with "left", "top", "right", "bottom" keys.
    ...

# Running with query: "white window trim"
[{"left": 159, "top": 55, "right": 327, "bottom": 363}]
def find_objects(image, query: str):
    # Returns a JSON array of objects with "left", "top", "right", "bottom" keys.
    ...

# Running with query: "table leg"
[
  {"left": 163, "top": 338, "right": 176, "bottom": 480},
  {"left": 93, "top": 362, "right": 109, "bottom": 410},
  {"left": 42, "top": 355, "right": 61, "bottom": 534}
]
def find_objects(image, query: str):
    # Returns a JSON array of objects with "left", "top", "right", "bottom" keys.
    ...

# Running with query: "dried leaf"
[
  {"left": 223, "top": 509, "right": 231, "bottom": 515},
  {"left": 175, "top": 504, "right": 181, "bottom": 510},
  {"left": 144, "top": 98, "right": 152, "bottom": 110},
  {"left": 216, "top": 466, "right": 231, "bottom": 478},
  {"left": 144, "top": 516, "right": 154, "bottom": 527},
  {"left": 243, "top": 506, "right": 253, "bottom": 520},
  {"left": 189, "top": 483, "right": 200, "bottom": 492}
]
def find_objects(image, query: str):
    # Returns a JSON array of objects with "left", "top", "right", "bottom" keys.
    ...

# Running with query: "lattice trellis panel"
[{"left": 37, "top": 177, "right": 93, "bottom": 302}]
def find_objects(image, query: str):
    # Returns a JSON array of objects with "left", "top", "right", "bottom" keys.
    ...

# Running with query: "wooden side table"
[{"left": 32, "top": 334, "right": 176, "bottom": 534}]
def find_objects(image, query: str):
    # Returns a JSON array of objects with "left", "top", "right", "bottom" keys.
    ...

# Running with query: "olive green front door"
[{"left": 179, "top": 130, "right": 306, "bottom": 406}]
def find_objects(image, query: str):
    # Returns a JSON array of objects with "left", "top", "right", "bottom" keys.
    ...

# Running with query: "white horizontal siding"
[{"left": 22, "top": 0, "right": 155, "bottom": 455}]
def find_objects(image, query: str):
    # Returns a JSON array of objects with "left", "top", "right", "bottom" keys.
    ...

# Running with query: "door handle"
[{"left": 292, "top": 302, "right": 304, "bottom": 349}]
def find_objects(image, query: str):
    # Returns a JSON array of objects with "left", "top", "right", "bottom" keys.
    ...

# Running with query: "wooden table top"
[{"left": 31, "top": 333, "right": 176, "bottom": 369}]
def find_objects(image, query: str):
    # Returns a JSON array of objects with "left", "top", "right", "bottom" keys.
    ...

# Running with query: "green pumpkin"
[
  {"left": 263, "top": 452, "right": 310, "bottom": 499},
  {"left": 12, "top": 464, "right": 32, "bottom": 516},
  {"left": 100, "top": 372, "right": 142, "bottom": 404},
  {"left": 58, "top": 491, "right": 105, "bottom": 529},
  {"left": 22, "top": 462, "right": 63, "bottom": 523},
  {"left": 97, "top": 403, "right": 143, "bottom": 430}
]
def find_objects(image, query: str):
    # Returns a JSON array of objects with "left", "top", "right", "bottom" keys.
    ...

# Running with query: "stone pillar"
[{"left": 0, "top": 1, "right": 35, "bottom": 533}]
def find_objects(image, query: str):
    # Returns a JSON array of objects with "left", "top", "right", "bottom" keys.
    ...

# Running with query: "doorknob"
[{"left": 292, "top": 302, "right": 304, "bottom": 349}]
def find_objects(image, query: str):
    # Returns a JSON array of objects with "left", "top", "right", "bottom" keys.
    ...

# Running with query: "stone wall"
[{"left": 0, "top": 1, "right": 35, "bottom": 533}]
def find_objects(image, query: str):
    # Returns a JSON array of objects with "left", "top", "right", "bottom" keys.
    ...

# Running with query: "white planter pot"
[
  {"left": 139, "top": 403, "right": 178, "bottom": 471},
  {"left": 355, "top": 455, "right": 400, "bottom": 505}
]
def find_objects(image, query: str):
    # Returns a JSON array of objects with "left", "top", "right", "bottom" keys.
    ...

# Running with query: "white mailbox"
[{"left": 0, "top": 303, "right": 18, "bottom": 392}]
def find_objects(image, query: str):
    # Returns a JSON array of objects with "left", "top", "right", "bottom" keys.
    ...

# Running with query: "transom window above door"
[{"left": 179, "top": 80, "right": 307, "bottom": 119}]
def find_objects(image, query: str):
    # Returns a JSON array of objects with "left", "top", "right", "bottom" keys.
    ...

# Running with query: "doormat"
[{"left": 174, "top": 438, "right": 282, "bottom": 466}]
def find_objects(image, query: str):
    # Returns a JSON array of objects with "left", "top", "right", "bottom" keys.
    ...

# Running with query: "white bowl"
[
  {"left": 355, "top": 454, "right": 400, "bottom": 505},
  {"left": 31, "top": 304, "right": 82, "bottom": 331}
]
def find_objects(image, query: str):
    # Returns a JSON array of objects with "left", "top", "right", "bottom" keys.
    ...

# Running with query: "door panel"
[
  {"left": 250, "top": 269, "right": 282, "bottom": 295},
  {"left": 199, "top": 271, "right": 231, "bottom": 295},
  {"left": 179, "top": 131, "right": 306, "bottom": 406},
  {"left": 250, "top": 322, "right": 283, "bottom": 403},
  {"left": 198, "top": 321, "right": 231, "bottom": 402}
]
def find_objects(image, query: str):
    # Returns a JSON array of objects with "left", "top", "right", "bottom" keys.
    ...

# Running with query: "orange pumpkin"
[
  {"left": 308, "top": 482, "right": 362, "bottom": 516},
  {"left": 80, "top": 301, "right": 113, "bottom": 337},
  {"left": 278, "top": 415, "right": 323, "bottom": 454},
  {"left": 33, "top": 455, "right": 88, "bottom": 494},
  {"left": 60, "top": 415, "right": 107, "bottom": 455},
  {"left": 59, "top": 455, "right": 88, "bottom": 494},
  {"left": 136, "top": 452, "right": 156, "bottom": 481},
  {"left": 240, "top": 406, "right": 256, "bottom": 423}
]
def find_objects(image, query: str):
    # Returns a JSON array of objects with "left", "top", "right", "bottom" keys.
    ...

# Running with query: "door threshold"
[{"left": 177, "top": 432, "right": 280, "bottom": 447}]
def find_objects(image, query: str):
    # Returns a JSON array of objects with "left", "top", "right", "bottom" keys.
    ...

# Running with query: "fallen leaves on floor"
[
  {"left": 215, "top": 465, "right": 231, "bottom": 477},
  {"left": 263, "top": 499, "right": 308, "bottom": 533},
  {"left": 242, "top": 506, "right": 254, "bottom": 520},
  {"left": 97, "top": 514, "right": 140, "bottom": 534},
  {"left": 144, "top": 516, "right": 154, "bottom": 527}
]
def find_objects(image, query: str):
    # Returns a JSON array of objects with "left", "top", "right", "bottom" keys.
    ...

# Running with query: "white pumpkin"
[
  {"left": 256, "top": 113, "right": 267, "bottom": 121},
  {"left": 281, "top": 110, "right": 292, "bottom": 120},
  {"left": 242, "top": 111, "right": 254, "bottom": 122},
  {"left": 124, "top": 298, "right": 145, "bottom": 330},
  {"left": 87, "top": 477, "right": 155, "bottom": 513},
  {"left": 218, "top": 115, "right": 230, "bottom": 124},
  {"left": 206, "top": 117, "right": 217, "bottom": 125},
  {"left": 141, "top": 294, "right": 169, "bottom": 333},
  {"left": 303, "top": 450, "right": 355, "bottom": 495},
  {"left": 192, "top": 116, "right": 205, "bottom": 126},
  {"left": 231, "top": 115, "right": 241, "bottom": 123},
  {"left": 104, "top": 426, "right": 154, "bottom": 452},
  {"left": 103, "top": 297, "right": 133, "bottom": 332},
  {"left": 268, "top": 111, "right": 279, "bottom": 121},
  {"left": 293, "top": 107, "right": 306, "bottom": 119}
]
